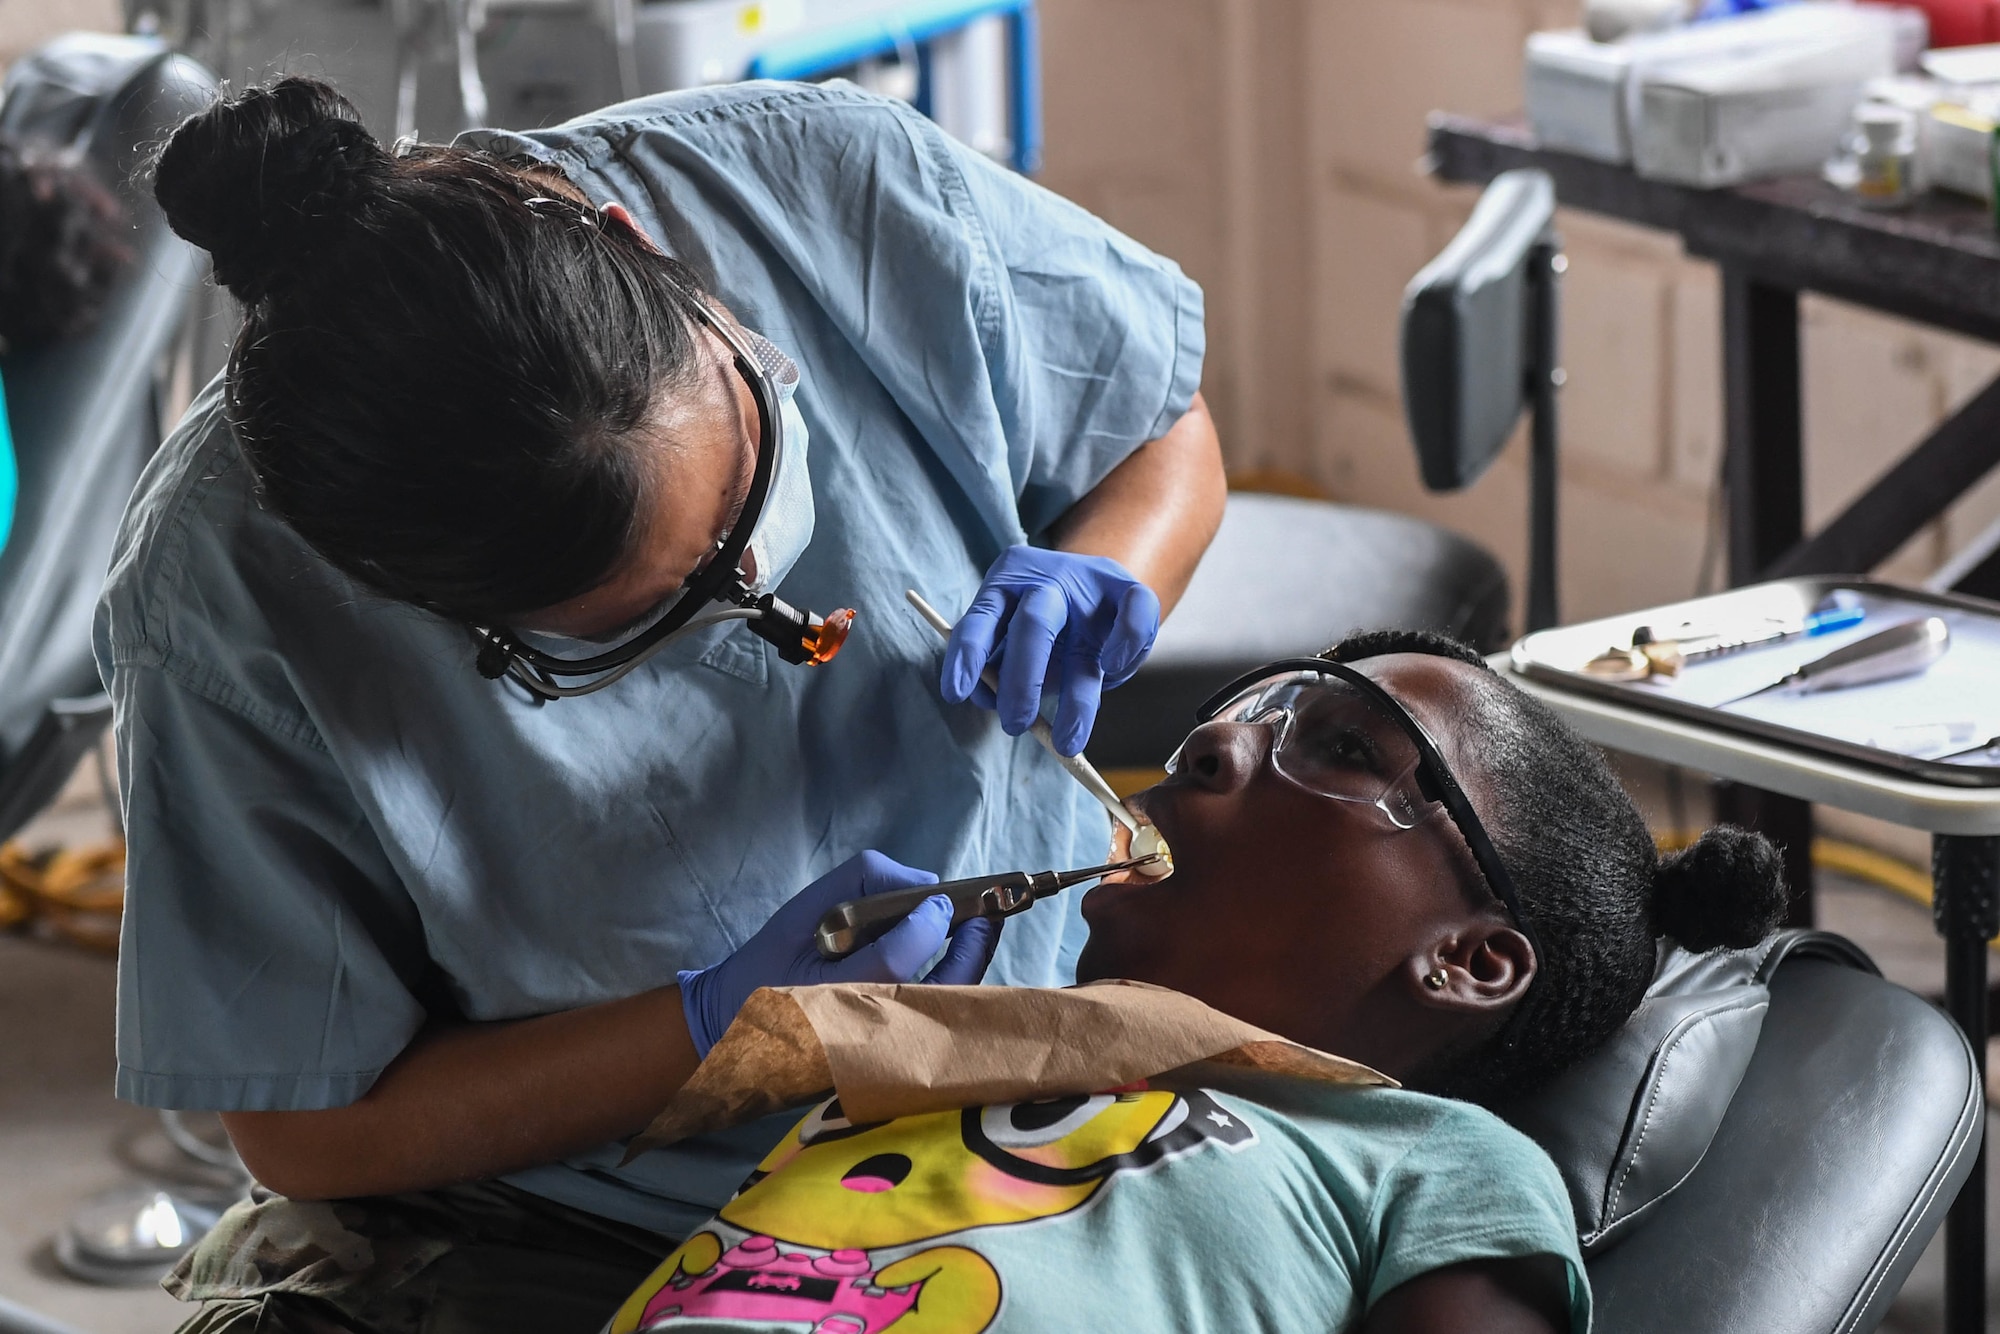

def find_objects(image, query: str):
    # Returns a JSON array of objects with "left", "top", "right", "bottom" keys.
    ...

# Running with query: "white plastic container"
[
  {"left": 1629, "top": 8, "right": 1903, "bottom": 186},
  {"left": 1928, "top": 99, "right": 2000, "bottom": 200},
  {"left": 1526, "top": 5, "right": 1916, "bottom": 177}
]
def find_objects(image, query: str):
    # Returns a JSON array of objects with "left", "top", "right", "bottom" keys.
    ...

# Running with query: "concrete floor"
[
  {"left": 1, "top": 756, "right": 1998, "bottom": 1332},
  {"left": 0, "top": 760, "right": 188, "bottom": 1333}
]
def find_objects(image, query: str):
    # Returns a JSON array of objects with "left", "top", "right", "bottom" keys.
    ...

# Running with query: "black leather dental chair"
[
  {"left": 1505, "top": 931, "right": 1981, "bottom": 1333},
  {"left": 0, "top": 33, "right": 214, "bottom": 842},
  {"left": 1091, "top": 169, "right": 1557, "bottom": 769}
]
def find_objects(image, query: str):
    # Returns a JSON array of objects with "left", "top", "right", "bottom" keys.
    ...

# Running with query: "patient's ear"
[{"left": 1406, "top": 922, "right": 1536, "bottom": 1015}]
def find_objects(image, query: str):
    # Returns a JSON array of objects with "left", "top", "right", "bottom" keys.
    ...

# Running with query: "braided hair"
[{"left": 1328, "top": 629, "right": 1789, "bottom": 1104}]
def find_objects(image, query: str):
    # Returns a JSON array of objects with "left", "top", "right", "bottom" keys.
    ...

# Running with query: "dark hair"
[
  {"left": 0, "top": 138, "right": 131, "bottom": 354},
  {"left": 152, "top": 76, "right": 713, "bottom": 621},
  {"left": 1328, "top": 628, "right": 1789, "bottom": 1104}
]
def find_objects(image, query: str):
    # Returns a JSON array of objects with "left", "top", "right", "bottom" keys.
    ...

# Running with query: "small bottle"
[{"left": 1848, "top": 104, "right": 1920, "bottom": 208}]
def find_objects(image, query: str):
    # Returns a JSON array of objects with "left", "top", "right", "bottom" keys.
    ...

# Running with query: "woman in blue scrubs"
[{"left": 103, "top": 77, "right": 1223, "bottom": 1331}]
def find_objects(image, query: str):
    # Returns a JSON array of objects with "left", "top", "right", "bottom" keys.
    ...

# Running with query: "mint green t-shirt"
[{"left": 607, "top": 1083, "right": 1590, "bottom": 1334}]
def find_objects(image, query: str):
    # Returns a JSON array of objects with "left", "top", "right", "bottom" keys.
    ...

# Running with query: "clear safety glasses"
[
  {"left": 1176, "top": 670, "right": 1436, "bottom": 828},
  {"left": 470, "top": 300, "right": 852, "bottom": 701},
  {"left": 1175, "top": 656, "right": 1532, "bottom": 942}
]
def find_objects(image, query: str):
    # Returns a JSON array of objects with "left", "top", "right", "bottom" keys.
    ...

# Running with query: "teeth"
[{"left": 1131, "top": 824, "right": 1174, "bottom": 878}]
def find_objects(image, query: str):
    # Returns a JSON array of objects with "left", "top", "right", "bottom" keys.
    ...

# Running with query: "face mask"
[{"left": 736, "top": 330, "right": 815, "bottom": 597}]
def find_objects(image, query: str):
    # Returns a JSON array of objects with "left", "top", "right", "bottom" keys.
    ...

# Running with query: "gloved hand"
[
  {"left": 942, "top": 546, "right": 1161, "bottom": 757},
  {"left": 678, "top": 850, "right": 1002, "bottom": 1057}
]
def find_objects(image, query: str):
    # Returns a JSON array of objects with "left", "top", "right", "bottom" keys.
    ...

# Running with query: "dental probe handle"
[
  {"left": 1720, "top": 617, "right": 1952, "bottom": 707},
  {"left": 814, "top": 871, "right": 1040, "bottom": 962},
  {"left": 906, "top": 589, "right": 1142, "bottom": 834},
  {"left": 813, "top": 855, "right": 1161, "bottom": 961}
]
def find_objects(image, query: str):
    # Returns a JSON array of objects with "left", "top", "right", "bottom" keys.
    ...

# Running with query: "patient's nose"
[{"left": 1174, "top": 721, "right": 1263, "bottom": 792}]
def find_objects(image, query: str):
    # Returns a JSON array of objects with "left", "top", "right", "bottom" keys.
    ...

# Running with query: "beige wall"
[
  {"left": 1040, "top": 0, "right": 2000, "bottom": 628},
  {"left": 0, "top": 0, "right": 119, "bottom": 66}
]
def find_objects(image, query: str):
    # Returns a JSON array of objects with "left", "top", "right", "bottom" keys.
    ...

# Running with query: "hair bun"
[
  {"left": 155, "top": 77, "right": 389, "bottom": 303},
  {"left": 1651, "top": 824, "right": 1790, "bottom": 952}
]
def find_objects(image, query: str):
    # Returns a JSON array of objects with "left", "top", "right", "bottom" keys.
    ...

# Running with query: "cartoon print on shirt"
[{"left": 608, "top": 1087, "right": 1255, "bottom": 1334}]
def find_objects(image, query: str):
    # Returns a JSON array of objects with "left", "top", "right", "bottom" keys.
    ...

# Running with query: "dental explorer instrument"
[
  {"left": 1716, "top": 616, "right": 1952, "bottom": 708},
  {"left": 1584, "top": 603, "right": 1867, "bottom": 682},
  {"left": 906, "top": 588, "right": 1141, "bottom": 835},
  {"left": 1935, "top": 734, "right": 2000, "bottom": 762},
  {"left": 814, "top": 855, "right": 1163, "bottom": 960}
]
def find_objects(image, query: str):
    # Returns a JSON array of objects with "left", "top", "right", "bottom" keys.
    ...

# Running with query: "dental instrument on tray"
[
  {"left": 814, "top": 855, "right": 1163, "bottom": 960},
  {"left": 1936, "top": 733, "right": 2000, "bottom": 762},
  {"left": 906, "top": 588, "right": 1140, "bottom": 835},
  {"left": 1716, "top": 616, "right": 1952, "bottom": 708},
  {"left": 1583, "top": 602, "right": 1867, "bottom": 681}
]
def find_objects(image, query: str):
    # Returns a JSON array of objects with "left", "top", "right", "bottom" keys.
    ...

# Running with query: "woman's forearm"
[
  {"left": 220, "top": 983, "right": 701, "bottom": 1201},
  {"left": 1050, "top": 392, "right": 1226, "bottom": 616}
]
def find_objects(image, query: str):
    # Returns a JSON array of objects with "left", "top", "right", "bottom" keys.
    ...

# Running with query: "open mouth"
[{"left": 1092, "top": 797, "right": 1184, "bottom": 898}]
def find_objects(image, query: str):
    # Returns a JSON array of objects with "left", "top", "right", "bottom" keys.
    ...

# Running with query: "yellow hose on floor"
[{"left": 0, "top": 839, "right": 125, "bottom": 953}]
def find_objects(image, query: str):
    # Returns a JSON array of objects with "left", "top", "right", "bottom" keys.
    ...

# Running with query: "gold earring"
[{"left": 1424, "top": 969, "right": 1448, "bottom": 991}]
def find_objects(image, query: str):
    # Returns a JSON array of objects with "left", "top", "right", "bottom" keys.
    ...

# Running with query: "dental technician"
[{"left": 99, "top": 74, "right": 1222, "bottom": 1333}]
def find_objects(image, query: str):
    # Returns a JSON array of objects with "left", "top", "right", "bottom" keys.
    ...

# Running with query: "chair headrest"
[{"left": 1500, "top": 929, "right": 1875, "bottom": 1255}]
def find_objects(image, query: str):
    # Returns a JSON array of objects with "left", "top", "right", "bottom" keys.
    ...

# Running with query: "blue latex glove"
[
  {"left": 677, "top": 850, "right": 1002, "bottom": 1057},
  {"left": 941, "top": 546, "right": 1161, "bottom": 757}
]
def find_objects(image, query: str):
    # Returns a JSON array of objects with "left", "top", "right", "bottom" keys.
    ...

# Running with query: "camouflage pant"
[{"left": 167, "top": 1180, "right": 673, "bottom": 1334}]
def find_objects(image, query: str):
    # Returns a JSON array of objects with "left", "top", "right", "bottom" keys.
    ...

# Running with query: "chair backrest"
[
  {"left": 1401, "top": 166, "right": 1563, "bottom": 630},
  {"left": 1588, "top": 950, "right": 1978, "bottom": 1333},
  {"left": 0, "top": 35, "right": 215, "bottom": 757},
  {"left": 1508, "top": 931, "right": 1978, "bottom": 1334}
]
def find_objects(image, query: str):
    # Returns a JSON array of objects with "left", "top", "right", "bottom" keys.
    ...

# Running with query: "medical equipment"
[
  {"left": 680, "top": 850, "right": 994, "bottom": 1052},
  {"left": 472, "top": 302, "right": 856, "bottom": 700},
  {"left": 1513, "top": 580, "right": 2000, "bottom": 786},
  {"left": 1525, "top": 7, "right": 1912, "bottom": 179},
  {"left": 1582, "top": 601, "right": 1866, "bottom": 680},
  {"left": 1717, "top": 615, "right": 1951, "bottom": 706},
  {"left": 1509, "top": 928, "right": 1979, "bottom": 1333},
  {"left": 1937, "top": 730, "right": 2000, "bottom": 759},
  {"left": 906, "top": 589, "right": 1140, "bottom": 836},
  {"left": 1829, "top": 101, "right": 1923, "bottom": 207},
  {"left": 813, "top": 855, "right": 1158, "bottom": 960}
]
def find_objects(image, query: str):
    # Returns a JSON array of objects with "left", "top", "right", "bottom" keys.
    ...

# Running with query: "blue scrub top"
[{"left": 94, "top": 81, "right": 1204, "bottom": 1236}]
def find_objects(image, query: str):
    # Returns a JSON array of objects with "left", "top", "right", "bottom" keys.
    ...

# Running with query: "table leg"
[
  {"left": 1718, "top": 267, "right": 1817, "bottom": 921},
  {"left": 1935, "top": 834, "right": 1998, "bottom": 1334},
  {"left": 1720, "top": 267, "right": 1802, "bottom": 581}
]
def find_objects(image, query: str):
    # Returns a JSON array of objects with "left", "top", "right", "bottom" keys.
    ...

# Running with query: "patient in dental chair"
[{"left": 610, "top": 631, "right": 1791, "bottom": 1334}]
